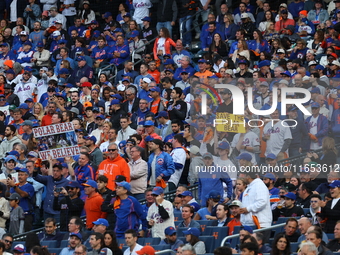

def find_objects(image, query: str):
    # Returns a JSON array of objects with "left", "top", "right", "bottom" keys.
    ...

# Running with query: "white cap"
[
  {"left": 241, "top": 13, "right": 249, "bottom": 19},
  {"left": 277, "top": 49, "right": 285, "bottom": 54},
  {"left": 20, "top": 31, "right": 28, "bottom": 36},
  {"left": 333, "top": 60, "right": 340, "bottom": 67},
  {"left": 52, "top": 31, "right": 61, "bottom": 37},
  {"left": 308, "top": 61, "right": 317, "bottom": 66},
  {"left": 69, "top": 88, "right": 79, "bottom": 92},
  {"left": 55, "top": 19, "right": 62, "bottom": 24},
  {"left": 229, "top": 200, "right": 242, "bottom": 207},
  {"left": 117, "top": 84, "right": 126, "bottom": 91},
  {"left": 225, "top": 69, "right": 233, "bottom": 75},
  {"left": 280, "top": 3, "right": 287, "bottom": 8},
  {"left": 142, "top": 77, "right": 152, "bottom": 84},
  {"left": 279, "top": 80, "right": 289, "bottom": 85},
  {"left": 306, "top": 49, "right": 315, "bottom": 55},
  {"left": 190, "top": 146, "right": 200, "bottom": 156},
  {"left": 302, "top": 76, "right": 311, "bottom": 81}
]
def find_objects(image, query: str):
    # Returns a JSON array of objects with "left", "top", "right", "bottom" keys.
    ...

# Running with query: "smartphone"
[
  {"left": 8, "top": 174, "right": 12, "bottom": 179},
  {"left": 55, "top": 187, "right": 62, "bottom": 193}
]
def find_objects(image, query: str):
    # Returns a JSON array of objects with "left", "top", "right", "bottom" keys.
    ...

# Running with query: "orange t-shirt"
[
  {"left": 227, "top": 217, "right": 242, "bottom": 235},
  {"left": 148, "top": 70, "right": 160, "bottom": 84},
  {"left": 150, "top": 98, "right": 161, "bottom": 114},
  {"left": 194, "top": 70, "right": 213, "bottom": 85}
]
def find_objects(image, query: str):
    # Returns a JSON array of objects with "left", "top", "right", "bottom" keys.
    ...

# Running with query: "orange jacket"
[
  {"left": 153, "top": 37, "right": 176, "bottom": 60},
  {"left": 97, "top": 155, "right": 130, "bottom": 190},
  {"left": 84, "top": 192, "right": 106, "bottom": 229}
]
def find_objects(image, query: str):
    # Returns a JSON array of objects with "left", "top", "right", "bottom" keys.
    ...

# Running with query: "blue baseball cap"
[
  {"left": 23, "top": 41, "right": 32, "bottom": 46},
  {"left": 82, "top": 180, "right": 98, "bottom": 189},
  {"left": 183, "top": 228, "right": 200, "bottom": 237},
  {"left": 18, "top": 168, "right": 29, "bottom": 174},
  {"left": 284, "top": 192, "right": 296, "bottom": 200},
  {"left": 123, "top": 13, "right": 131, "bottom": 17},
  {"left": 311, "top": 87, "right": 321, "bottom": 94},
  {"left": 59, "top": 68, "right": 69, "bottom": 75},
  {"left": 238, "top": 59, "right": 248, "bottom": 65},
  {"left": 57, "top": 39, "right": 67, "bottom": 44},
  {"left": 236, "top": 152, "right": 252, "bottom": 161},
  {"left": 96, "top": 114, "right": 105, "bottom": 119},
  {"left": 93, "top": 218, "right": 109, "bottom": 227},
  {"left": 141, "top": 16, "right": 151, "bottom": 22},
  {"left": 0, "top": 94, "right": 5, "bottom": 98},
  {"left": 5, "top": 69, "right": 15, "bottom": 75},
  {"left": 90, "top": 20, "right": 99, "bottom": 25},
  {"left": 25, "top": 98, "right": 34, "bottom": 103},
  {"left": 198, "top": 59, "right": 206, "bottom": 63},
  {"left": 164, "top": 59, "right": 175, "bottom": 65},
  {"left": 4, "top": 155, "right": 18, "bottom": 163},
  {"left": 164, "top": 69, "right": 174, "bottom": 74},
  {"left": 24, "top": 66, "right": 32, "bottom": 72},
  {"left": 258, "top": 60, "right": 271, "bottom": 68},
  {"left": 280, "top": 71, "right": 291, "bottom": 77},
  {"left": 145, "top": 136, "right": 154, "bottom": 142},
  {"left": 209, "top": 74, "right": 219, "bottom": 80},
  {"left": 7, "top": 150, "right": 20, "bottom": 157},
  {"left": 83, "top": 135, "right": 97, "bottom": 143},
  {"left": 263, "top": 173, "right": 276, "bottom": 181},
  {"left": 36, "top": 41, "right": 44, "bottom": 47},
  {"left": 111, "top": 94, "right": 123, "bottom": 101},
  {"left": 241, "top": 225, "right": 253, "bottom": 234},
  {"left": 144, "top": 120, "right": 155, "bottom": 127},
  {"left": 122, "top": 78, "right": 130, "bottom": 83},
  {"left": 329, "top": 180, "right": 340, "bottom": 188},
  {"left": 69, "top": 232, "right": 82, "bottom": 239},
  {"left": 55, "top": 92, "right": 66, "bottom": 100},
  {"left": 150, "top": 87, "right": 161, "bottom": 93},
  {"left": 61, "top": 163, "right": 68, "bottom": 169},
  {"left": 128, "top": 30, "right": 139, "bottom": 38},
  {"left": 66, "top": 181, "right": 81, "bottom": 188},
  {"left": 151, "top": 187, "right": 164, "bottom": 196},
  {"left": 103, "top": 12, "right": 112, "bottom": 18},
  {"left": 116, "top": 181, "right": 131, "bottom": 191},
  {"left": 311, "top": 102, "right": 320, "bottom": 108},
  {"left": 179, "top": 191, "right": 193, "bottom": 197},
  {"left": 266, "top": 153, "right": 276, "bottom": 160},
  {"left": 315, "top": 65, "right": 325, "bottom": 70},
  {"left": 205, "top": 190, "right": 221, "bottom": 200},
  {"left": 18, "top": 103, "right": 29, "bottom": 110},
  {"left": 218, "top": 141, "right": 230, "bottom": 150},
  {"left": 156, "top": 111, "right": 168, "bottom": 118},
  {"left": 110, "top": 99, "right": 121, "bottom": 105},
  {"left": 77, "top": 56, "right": 86, "bottom": 61},
  {"left": 119, "top": 140, "right": 127, "bottom": 148},
  {"left": 164, "top": 226, "right": 176, "bottom": 236}
]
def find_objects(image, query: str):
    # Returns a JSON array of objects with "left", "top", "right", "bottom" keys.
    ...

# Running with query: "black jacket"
[
  {"left": 319, "top": 199, "right": 340, "bottom": 233},
  {"left": 122, "top": 98, "right": 140, "bottom": 114},
  {"left": 156, "top": 0, "right": 178, "bottom": 22}
]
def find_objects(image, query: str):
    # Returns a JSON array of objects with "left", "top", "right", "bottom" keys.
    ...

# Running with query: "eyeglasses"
[
  {"left": 4, "top": 240, "right": 12, "bottom": 244},
  {"left": 144, "top": 56, "right": 151, "bottom": 59},
  {"left": 0, "top": 99, "right": 5, "bottom": 101},
  {"left": 108, "top": 149, "right": 117, "bottom": 152},
  {"left": 310, "top": 200, "right": 319, "bottom": 203}
]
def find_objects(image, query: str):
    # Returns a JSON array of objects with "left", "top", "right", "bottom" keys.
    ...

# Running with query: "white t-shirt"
[
  {"left": 156, "top": 37, "right": 166, "bottom": 56},
  {"left": 231, "top": 131, "right": 260, "bottom": 165},
  {"left": 309, "top": 115, "right": 320, "bottom": 150},
  {"left": 123, "top": 244, "right": 143, "bottom": 255},
  {"left": 133, "top": 0, "right": 152, "bottom": 24},
  {"left": 168, "top": 147, "right": 186, "bottom": 186},
  {"left": 263, "top": 121, "right": 292, "bottom": 157}
]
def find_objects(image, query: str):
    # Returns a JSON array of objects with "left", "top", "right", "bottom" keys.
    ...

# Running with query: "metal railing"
[
  {"left": 180, "top": 10, "right": 207, "bottom": 41},
  {"left": 131, "top": 37, "right": 157, "bottom": 70},
  {"left": 220, "top": 223, "right": 286, "bottom": 247},
  {"left": 156, "top": 250, "right": 176, "bottom": 255},
  {"left": 97, "top": 63, "right": 118, "bottom": 83}
]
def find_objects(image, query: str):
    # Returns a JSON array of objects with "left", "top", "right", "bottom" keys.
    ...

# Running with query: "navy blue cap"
[
  {"left": 258, "top": 60, "right": 271, "bottom": 68},
  {"left": 284, "top": 192, "right": 296, "bottom": 200},
  {"left": 25, "top": 98, "right": 34, "bottom": 103},
  {"left": 183, "top": 228, "right": 200, "bottom": 237},
  {"left": 110, "top": 99, "right": 121, "bottom": 105},
  {"left": 164, "top": 226, "right": 176, "bottom": 236},
  {"left": 24, "top": 66, "right": 32, "bottom": 72},
  {"left": 77, "top": 56, "right": 86, "bottom": 61},
  {"left": 18, "top": 103, "right": 29, "bottom": 109},
  {"left": 263, "top": 173, "right": 276, "bottom": 181},
  {"left": 95, "top": 114, "right": 105, "bottom": 119},
  {"left": 23, "top": 41, "right": 32, "bottom": 46},
  {"left": 280, "top": 71, "right": 291, "bottom": 77},
  {"left": 59, "top": 68, "right": 69, "bottom": 75},
  {"left": 218, "top": 141, "right": 230, "bottom": 150},
  {"left": 236, "top": 152, "right": 252, "bottom": 161},
  {"left": 164, "top": 59, "right": 175, "bottom": 65},
  {"left": 150, "top": 87, "right": 161, "bottom": 93},
  {"left": 311, "top": 102, "right": 320, "bottom": 108},
  {"left": 141, "top": 16, "right": 151, "bottom": 22},
  {"left": 156, "top": 111, "right": 168, "bottom": 118},
  {"left": 111, "top": 94, "right": 123, "bottom": 101},
  {"left": 238, "top": 59, "right": 248, "bottom": 65},
  {"left": 198, "top": 59, "right": 207, "bottom": 63},
  {"left": 36, "top": 41, "right": 44, "bottom": 47},
  {"left": 66, "top": 181, "right": 81, "bottom": 188},
  {"left": 164, "top": 69, "right": 174, "bottom": 74},
  {"left": 266, "top": 153, "right": 276, "bottom": 160}
]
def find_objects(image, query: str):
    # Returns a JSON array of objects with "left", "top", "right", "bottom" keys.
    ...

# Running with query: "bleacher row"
[{"left": 11, "top": 211, "right": 336, "bottom": 255}]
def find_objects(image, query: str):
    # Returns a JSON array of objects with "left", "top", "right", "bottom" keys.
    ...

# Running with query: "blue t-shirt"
[
  {"left": 11, "top": 183, "right": 35, "bottom": 213},
  {"left": 196, "top": 207, "right": 210, "bottom": 220}
]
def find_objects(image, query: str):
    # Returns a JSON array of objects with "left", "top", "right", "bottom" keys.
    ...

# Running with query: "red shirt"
[{"left": 41, "top": 113, "right": 53, "bottom": 126}]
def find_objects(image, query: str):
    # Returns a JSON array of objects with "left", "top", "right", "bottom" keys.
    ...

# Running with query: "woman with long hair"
[
  {"left": 219, "top": 14, "right": 239, "bottom": 43},
  {"left": 307, "top": 30, "right": 326, "bottom": 56},
  {"left": 235, "top": 178, "right": 248, "bottom": 200},
  {"left": 153, "top": 27, "right": 176, "bottom": 61},
  {"left": 78, "top": 1, "right": 96, "bottom": 25},
  {"left": 307, "top": 1, "right": 329, "bottom": 28},
  {"left": 264, "top": 22, "right": 279, "bottom": 42},
  {"left": 320, "top": 46, "right": 336, "bottom": 67},
  {"left": 209, "top": 33, "right": 228, "bottom": 57},
  {"left": 116, "top": 3, "right": 129, "bottom": 25},
  {"left": 307, "top": 136, "right": 337, "bottom": 167},
  {"left": 290, "top": 175, "right": 301, "bottom": 190},
  {"left": 183, "top": 228, "right": 206, "bottom": 254},
  {"left": 232, "top": 40, "right": 250, "bottom": 63},
  {"left": 247, "top": 30, "right": 270, "bottom": 60},
  {"left": 271, "top": 234, "right": 290, "bottom": 255},
  {"left": 259, "top": 11, "right": 275, "bottom": 32},
  {"left": 104, "top": 231, "right": 123, "bottom": 255},
  {"left": 128, "top": 30, "right": 145, "bottom": 62},
  {"left": 126, "top": 20, "right": 140, "bottom": 39},
  {"left": 34, "top": 103, "right": 45, "bottom": 122}
]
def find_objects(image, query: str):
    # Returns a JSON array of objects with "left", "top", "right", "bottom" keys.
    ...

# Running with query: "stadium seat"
[
  {"left": 177, "top": 227, "right": 189, "bottom": 237},
  {"left": 327, "top": 233, "right": 334, "bottom": 241},
  {"left": 202, "top": 226, "right": 229, "bottom": 248},
  {"left": 290, "top": 242, "right": 299, "bottom": 253},
  {"left": 117, "top": 239, "right": 125, "bottom": 250},
  {"left": 61, "top": 240, "right": 69, "bottom": 248},
  {"left": 199, "top": 236, "right": 215, "bottom": 253},
  {"left": 174, "top": 212, "right": 183, "bottom": 221},
  {"left": 48, "top": 248, "right": 62, "bottom": 255},
  {"left": 175, "top": 221, "right": 181, "bottom": 227},
  {"left": 138, "top": 237, "right": 161, "bottom": 246},
  {"left": 41, "top": 240, "right": 58, "bottom": 248},
  {"left": 303, "top": 208, "right": 309, "bottom": 215}
]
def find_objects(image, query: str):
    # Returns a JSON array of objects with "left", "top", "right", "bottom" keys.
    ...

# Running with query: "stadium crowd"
[{"left": 1, "top": 0, "right": 340, "bottom": 255}]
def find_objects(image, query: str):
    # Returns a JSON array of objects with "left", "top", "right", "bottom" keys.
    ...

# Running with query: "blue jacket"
[
  {"left": 91, "top": 46, "right": 110, "bottom": 60},
  {"left": 305, "top": 114, "right": 329, "bottom": 149},
  {"left": 331, "top": 108, "right": 340, "bottom": 137},
  {"left": 289, "top": 48, "right": 309, "bottom": 60},
  {"left": 109, "top": 43, "right": 130, "bottom": 66},
  {"left": 200, "top": 29, "right": 219, "bottom": 50},
  {"left": 148, "top": 151, "right": 175, "bottom": 181},
  {"left": 69, "top": 65, "right": 94, "bottom": 84},
  {"left": 34, "top": 175, "right": 69, "bottom": 215},
  {"left": 218, "top": 23, "right": 239, "bottom": 41},
  {"left": 131, "top": 108, "right": 151, "bottom": 125},
  {"left": 247, "top": 39, "right": 270, "bottom": 53}
]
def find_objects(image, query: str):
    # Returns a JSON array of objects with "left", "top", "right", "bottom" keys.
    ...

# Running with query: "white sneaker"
[{"left": 195, "top": 33, "right": 200, "bottom": 39}]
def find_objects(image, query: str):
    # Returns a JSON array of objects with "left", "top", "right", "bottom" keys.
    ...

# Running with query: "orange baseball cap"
[
  {"left": 136, "top": 246, "right": 155, "bottom": 255},
  {"left": 84, "top": 101, "right": 93, "bottom": 108},
  {"left": 299, "top": 10, "right": 308, "bottom": 16},
  {"left": 4, "top": 60, "right": 13, "bottom": 68}
]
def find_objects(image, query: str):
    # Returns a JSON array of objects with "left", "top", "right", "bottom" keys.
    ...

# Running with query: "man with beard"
[
  {"left": 227, "top": 200, "right": 242, "bottom": 235},
  {"left": 166, "top": 88, "right": 187, "bottom": 122},
  {"left": 0, "top": 125, "right": 20, "bottom": 161},
  {"left": 29, "top": 22, "right": 45, "bottom": 48},
  {"left": 60, "top": 232, "right": 82, "bottom": 255},
  {"left": 66, "top": 91, "right": 84, "bottom": 115},
  {"left": 41, "top": 102, "right": 57, "bottom": 126},
  {"left": 69, "top": 56, "right": 94, "bottom": 85},
  {"left": 116, "top": 61, "right": 139, "bottom": 84},
  {"left": 273, "top": 192, "right": 304, "bottom": 221},
  {"left": 53, "top": 181, "right": 84, "bottom": 232},
  {"left": 14, "top": 67, "right": 36, "bottom": 104},
  {"left": 4, "top": 83, "right": 19, "bottom": 107}
]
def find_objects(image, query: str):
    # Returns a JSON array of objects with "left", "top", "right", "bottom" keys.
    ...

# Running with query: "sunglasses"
[
  {"left": 4, "top": 240, "right": 12, "bottom": 244},
  {"left": 108, "top": 149, "right": 117, "bottom": 152},
  {"left": 144, "top": 56, "right": 151, "bottom": 59}
]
